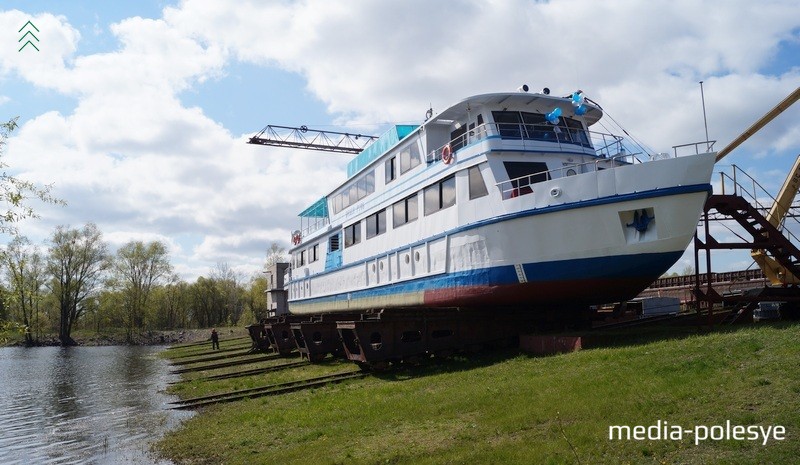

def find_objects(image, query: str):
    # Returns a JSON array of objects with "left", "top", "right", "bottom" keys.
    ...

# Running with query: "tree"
[
  {"left": 112, "top": 240, "right": 173, "bottom": 342},
  {"left": 265, "top": 241, "right": 287, "bottom": 268},
  {"left": 47, "top": 223, "right": 109, "bottom": 346},
  {"left": 0, "top": 118, "right": 64, "bottom": 235},
  {"left": 211, "top": 262, "right": 244, "bottom": 325},
  {"left": 1, "top": 236, "right": 46, "bottom": 344},
  {"left": 244, "top": 274, "right": 270, "bottom": 322},
  {"left": 152, "top": 278, "right": 190, "bottom": 329}
]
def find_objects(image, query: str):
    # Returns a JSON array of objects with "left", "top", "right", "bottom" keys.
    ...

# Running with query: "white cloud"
[{"left": 2, "top": 0, "right": 800, "bottom": 281}]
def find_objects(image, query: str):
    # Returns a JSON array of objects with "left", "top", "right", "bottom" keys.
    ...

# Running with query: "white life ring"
[{"left": 442, "top": 144, "right": 453, "bottom": 165}]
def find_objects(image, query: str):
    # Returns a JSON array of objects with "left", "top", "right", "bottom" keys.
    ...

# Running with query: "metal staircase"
[{"left": 693, "top": 166, "right": 800, "bottom": 323}]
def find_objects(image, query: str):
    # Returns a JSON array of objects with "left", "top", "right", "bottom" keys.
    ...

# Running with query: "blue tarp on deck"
[{"left": 346, "top": 125, "right": 418, "bottom": 178}]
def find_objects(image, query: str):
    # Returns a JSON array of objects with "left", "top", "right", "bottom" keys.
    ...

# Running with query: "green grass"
[{"left": 156, "top": 322, "right": 800, "bottom": 465}]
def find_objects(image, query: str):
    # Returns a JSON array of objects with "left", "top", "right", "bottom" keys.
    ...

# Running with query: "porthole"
[
  {"left": 404, "top": 254, "right": 410, "bottom": 264},
  {"left": 379, "top": 261, "right": 384, "bottom": 271},
  {"left": 415, "top": 251, "right": 421, "bottom": 262}
]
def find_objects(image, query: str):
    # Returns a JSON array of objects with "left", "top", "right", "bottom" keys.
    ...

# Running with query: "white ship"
[{"left": 285, "top": 88, "right": 716, "bottom": 316}]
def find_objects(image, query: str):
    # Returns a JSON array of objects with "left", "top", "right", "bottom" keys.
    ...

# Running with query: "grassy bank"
[{"left": 157, "top": 323, "right": 799, "bottom": 464}]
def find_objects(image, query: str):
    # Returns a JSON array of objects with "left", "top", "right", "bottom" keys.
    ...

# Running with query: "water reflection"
[{"left": 0, "top": 346, "right": 191, "bottom": 464}]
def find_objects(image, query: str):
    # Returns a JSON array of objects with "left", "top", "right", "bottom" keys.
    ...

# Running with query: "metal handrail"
[
  {"left": 428, "top": 122, "right": 636, "bottom": 163},
  {"left": 672, "top": 140, "right": 717, "bottom": 157},
  {"left": 494, "top": 153, "right": 641, "bottom": 199},
  {"left": 717, "top": 165, "right": 800, "bottom": 244}
]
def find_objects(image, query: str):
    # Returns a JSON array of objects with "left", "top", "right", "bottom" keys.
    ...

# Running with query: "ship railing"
[
  {"left": 429, "top": 123, "right": 638, "bottom": 162},
  {"left": 716, "top": 164, "right": 800, "bottom": 245},
  {"left": 495, "top": 153, "right": 640, "bottom": 200},
  {"left": 672, "top": 140, "right": 716, "bottom": 157},
  {"left": 299, "top": 216, "right": 330, "bottom": 239}
]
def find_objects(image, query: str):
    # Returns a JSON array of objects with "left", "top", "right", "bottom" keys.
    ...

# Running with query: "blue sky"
[{"left": 1, "top": 0, "right": 799, "bottom": 280}]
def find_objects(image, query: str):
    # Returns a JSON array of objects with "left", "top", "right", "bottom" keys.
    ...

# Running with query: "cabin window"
[
  {"left": 329, "top": 233, "right": 340, "bottom": 252},
  {"left": 424, "top": 175, "right": 456, "bottom": 216},
  {"left": 399, "top": 141, "right": 421, "bottom": 174},
  {"left": 365, "top": 170, "right": 375, "bottom": 193},
  {"left": 344, "top": 221, "right": 361, "bottom": 248},
  {"left": 468, "top": 165, "right": 489, "bottom": 199},
  {"left": 366, "top": 209, "right": 387, "bottom": 239},
  {"left": 504, "top": 161, "right": 550, "bottom": 195},
  {"left": 331, "top": 169, "right": 376, "bottom": 215},
  {"left": 393, "top": 193, "right": 419, "bottom": 227},
  {"left": 299, "top": 250, "right": 306, "bottom": 266},
  {"left": 310, "top": 244, "right": 319, "bottom": 262},
  {"left": 385, "top": 157, "right": 397, "bottom": 184},
  {"left": 450, "top": 124, "right": 467, "bottom": 152}
]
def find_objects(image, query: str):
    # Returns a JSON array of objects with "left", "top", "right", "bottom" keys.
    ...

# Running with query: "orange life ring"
[{"left": 442, "top": 144, "right": 453, "bottom": 164}]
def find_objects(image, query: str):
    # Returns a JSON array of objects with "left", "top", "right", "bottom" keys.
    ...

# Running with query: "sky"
[{"left": 1, "top": 0, "right": 799, "bottom": 281}]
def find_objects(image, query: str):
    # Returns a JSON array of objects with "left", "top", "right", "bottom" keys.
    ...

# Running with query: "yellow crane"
[
  {"left": 751, "top": 154, "right": 800, "bottom": 284},
  {"left": 713, "top": 86, "right": 800, "bottom": 285}
]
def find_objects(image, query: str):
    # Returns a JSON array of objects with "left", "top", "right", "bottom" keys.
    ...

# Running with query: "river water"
[{"left": 0, "top": 346, "right": 192, "bottom": 464}]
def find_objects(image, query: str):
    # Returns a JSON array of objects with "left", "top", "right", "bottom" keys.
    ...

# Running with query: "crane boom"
[
  {"left": 716, "top": 87, "right": 800, "bottom": 162},
  {"left": 248, "top": 125, "right": 378, "bottom": 154},
  {"left": 766, "top": 154, "right": 800, "bottom": 228},
  {"left": 751, "top": 154, "right": 800, "bottom": 285}
]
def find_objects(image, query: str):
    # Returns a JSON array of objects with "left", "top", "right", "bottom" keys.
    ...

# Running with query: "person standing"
[{"left": 211, "top": 328, "right": 220, "bottom": 350}]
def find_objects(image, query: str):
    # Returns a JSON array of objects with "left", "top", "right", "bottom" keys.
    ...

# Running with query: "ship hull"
[{"left": 289, "top": 172, "right": 712, "bottom": 315}]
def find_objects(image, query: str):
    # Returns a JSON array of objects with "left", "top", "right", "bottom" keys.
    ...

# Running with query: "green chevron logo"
[{"left": 18, "top": 20, "right": 40, "bottom": 52}]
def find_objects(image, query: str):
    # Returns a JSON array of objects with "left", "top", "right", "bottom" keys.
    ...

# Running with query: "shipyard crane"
[
  {"left": 750, "top": 154, "right": 800, "bottom": 285},
  {"left": 711, "top": 86, "right": 800, "bottom": 285},
  {"left": 715, "top": 86, "right": 800, "bottom": 162},
  {"left": 248, "top": 125, "right": 378, "bottom": 154}
]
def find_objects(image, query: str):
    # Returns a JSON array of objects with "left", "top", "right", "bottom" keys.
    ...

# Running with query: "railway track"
[
  {"left": 170, "top": 349, "right": 254, "bottom": 366},
  {"left": 168, "top": 370, "right": 369, "bottom": 410},
  {"left": 169, "top": 360, "right": 310, "bottom": 384},
  {"left": 166, "top": 335, "right": 250, "bottom": 350},
  {"left": 169, "top": 353, "right": 282, "bottom": 374}
]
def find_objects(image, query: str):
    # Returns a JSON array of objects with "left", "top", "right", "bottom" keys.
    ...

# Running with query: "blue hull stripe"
[{"left": 291, "top": 250, "right": 683, "bottom": 308}]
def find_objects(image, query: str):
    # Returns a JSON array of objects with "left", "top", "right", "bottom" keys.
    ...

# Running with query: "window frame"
[
  {"left": 344, "top": 221, "right": 361, "bottom": 248},
  {"left": 424, "top": 174, "right": 457, "bottom": 216},
  {"left": 366, "top": 209, "right": 387, "bottom": 239}
]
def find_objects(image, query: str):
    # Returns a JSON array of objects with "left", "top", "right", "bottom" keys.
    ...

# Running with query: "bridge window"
[{"left": 492, "top": 111, "right": 523, "bottom": 139}]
